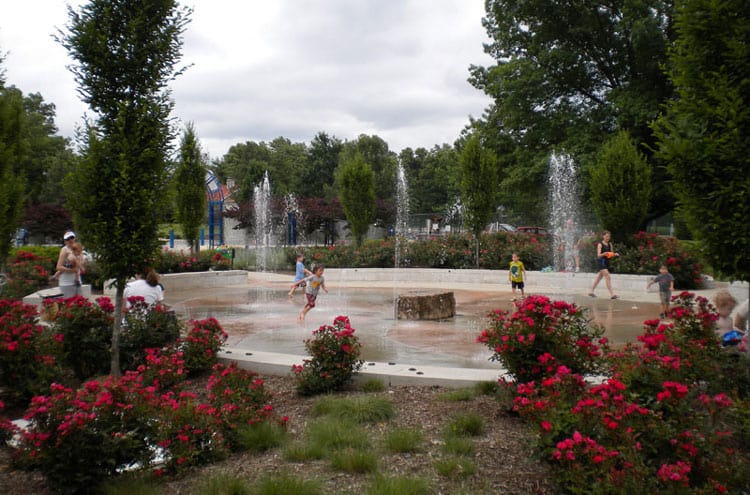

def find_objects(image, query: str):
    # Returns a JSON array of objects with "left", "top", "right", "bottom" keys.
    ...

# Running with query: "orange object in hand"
[{"left": 603, "top": 252, "right": 616, "bottom": 259}]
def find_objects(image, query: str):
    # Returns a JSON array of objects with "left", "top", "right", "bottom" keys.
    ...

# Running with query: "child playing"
[
  {"left": 52, "top": 241, "right": 83, "bottom": 285},
  {"left": 292, "top": 264, "right": 328, "bottom": 320},
  {"left": 508, "top": 253, "right": 526, "bottom": 301},
  {"left": 288, "top": 253, "right": 312, "bottom": 297},
  {"left": 646, "top": 264, "right": 674, "bottom": 319},
  {"left": 713, "top": 290, "right": 738, "bottom": 338}
]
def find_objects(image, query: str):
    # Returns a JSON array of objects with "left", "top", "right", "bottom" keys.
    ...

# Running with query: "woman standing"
[
  {"left": 588, "top": 230, "right": 619, "bottom": 299},
  {"left": 56, "top": 231, "right": 83, "bottom": 298}
]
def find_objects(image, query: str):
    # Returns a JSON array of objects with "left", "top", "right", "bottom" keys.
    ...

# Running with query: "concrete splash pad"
[{"left": 162, "top": 269, "right": 683, "bottom": 377}]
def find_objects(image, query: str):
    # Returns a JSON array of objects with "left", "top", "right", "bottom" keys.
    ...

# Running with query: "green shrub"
[
  {"left": 2, "top": 250, "right": 54, "bottom": 299},
  {"left": 444, "top": 413, "right": 484, "bottom": 437},
  {"left": 440, "top": 436, "right": 475, "bottom": 456},
  {"left": 251, "top": 472, "right": 323, "bottom": 495},
  {"left": 191, "top": 473, "right": 250, "bottom": 495},
  {"left": 359, "top": 378, "right": 386, "bottom": 392},
  {"left": 384, "top": 427, "right": 424, "bottom": 453},
  {"left": 311, "top": 395, "right": 395, "bottom": 423},
  {"left": 292, "top": 316, "right": 363, "bottom": 396},
  {"left": 306, "top": 418, "right": 371, "bottom": 451},
  {"left": 366, "top": 475, "right": 431, "bottom": 495},
  {"left": 433, "top": 457, "right": 477, "bottom": 479},
  {"left": 0, "top": 299, "right": 67, "bottom": 399},
  {"left": 48, "top": 295, "right": 114, "bottom": 380},
  {"left": 235, "top": 420, "right": 287, "bottom": 453},
  {"left": 182, "top": 317, "right": 227, "bottom": 374},
  {"left": 120, "top": 301, "right": 182, "bottom": 371},
  {"left": 329, "top": 447, "right": 378, "bottom": 473}
]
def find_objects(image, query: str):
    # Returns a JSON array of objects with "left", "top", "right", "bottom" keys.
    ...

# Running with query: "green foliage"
[
  {"left": 444, "top": 413, "right": 484, "bottom": 438},
  {"left": 292, "top": 316, "right": 363, "bottom": 396},
  {"left": 459, "top": 134, "right": 497, "bottom": 238},
  {"left": 440, "top": 436, "right": 474, "bottom": 456},
  {"left": 182, "top": 317, "right": 227, "bottom": 375},
  {"left": 0, "top": 299, "right": 67, "bottom": 400},
  {"left": 336, "top": 152, "right": 376, "bottom": 246},
  {"left": 301, "top": 232, "right": 554, "bottom": 270},
  {"left": 471, "top": 0, "right": 674, "bottom": 224},
  {"left": 359, "top": 378, "right": 386, "bottom": 392},
  {"left": 383, "top": 427, "right": 424, "bottom": 453},
  {"left": 0, "top": 84, "right": 27, "bottom": 263},
  {"left": 437, "top": 388, "right": 477, "bottom": 402},
  {"left": 498, "top": 292, "right": 750, "bottom": 493},
  {"left": 433, "top": 457, "right": 477, "bottom": 479},
  {"left": 652, "top": 0, "right": 750, "bottom": 283},
  {"left": 477, "top": 294, "right": 609, "bottom": 382},
  {"left": 235, "top": 420, "right": 287, "bottom": 454},
  {"left": 251, "top": 472, "right": 323, "bottom": 495},
  {"left": 207, "top": 362, "right": 276, "bottom": 450},
  {"left": 329, "top": 447, "right": 379, "bottom": 473},
  {"left": 119, "top": 301, "right": 182, "bottom": 371},
  {"left": 589, "top": 131, "right": 652, "bottom": 240},
  {"left": 305, "top": 417, "right": 371, "bottom": 451},
  {"left": 2, "top": 250, "right": 53, "bottom": 300},
  {"left": 59, "top": 0, "right": 192, "bottom": 374},
  {"left": 311, "top": 395, "right": 396, "bottom": 424},
  {"left": 175, "top": 123, "right": 207, "bottom": 252},
  {"left": 49, "top": 295, "right": 114, "bottom": 380},
  {"left": 192, "top": 473, "right": 250, "bottom": 495},
  {"left": 366, "top": 476, "right": 431, "bottom": 495}
]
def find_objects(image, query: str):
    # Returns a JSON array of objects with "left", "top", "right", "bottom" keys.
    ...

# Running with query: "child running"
[
  {"left": 288, "top": 253, "right": 312, "bottom": 297},
  {"left": 646, "top": 264, "right": 674, "bottom": 319},
  {"left": 508, "top": 252, "right": 526, "bottom": 301},
  {"left": 291, "top": 264, "right": 328, "bottom": 320}
]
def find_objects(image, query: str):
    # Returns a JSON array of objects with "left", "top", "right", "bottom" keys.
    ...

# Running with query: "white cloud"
[{"left": 1, "top": 0, "right": 494, "bottom": 159}]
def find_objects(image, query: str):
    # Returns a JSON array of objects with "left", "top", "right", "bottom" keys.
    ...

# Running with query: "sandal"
[
  {"left": 588, "top": 293, "right": 596, "bottom": 297},
  {"left": 610, "top": 295, "right": 619, "bottom": 300}
]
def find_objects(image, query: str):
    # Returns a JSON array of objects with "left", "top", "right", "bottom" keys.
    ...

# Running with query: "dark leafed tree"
[
  {"left": 59, "top": 0, "right": 191, "bottom": 375},
  {"left": 653, "top": 0, "right": 750, "bottom": 290},
  {"left": 460, "top": 134, "right": 497, "bottom": 267},
  {"left": 175, "top": 123, "right": 207, "bottom": 253},
  {"left": 336, "top": 152, "right": 376, "bottom": 247},
  {"left": 0, "top": 73, "right": 27, "bottom": 264},
  {"left": 470, "top": 0, "right": 675, "bottom": 224},
  {"left": 589, "top": 131, "right": 651, "bottom": 241},
  {"left": 301, "top": 131, "right": 342, "bottom": 199}
]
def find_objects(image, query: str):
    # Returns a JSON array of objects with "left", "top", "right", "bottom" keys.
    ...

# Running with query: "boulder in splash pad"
[{"left": 396, "top": 291, "right": 455, "bottom": 320}]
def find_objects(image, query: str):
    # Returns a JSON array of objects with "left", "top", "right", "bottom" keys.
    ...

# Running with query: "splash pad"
[{"left": 163, "top": 269, "right": 664, "bottom": 371}]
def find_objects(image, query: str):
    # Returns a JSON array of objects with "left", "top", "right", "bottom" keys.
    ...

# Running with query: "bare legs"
[{"left": 589, "top": 269, "right": 616, "bottom": 298}]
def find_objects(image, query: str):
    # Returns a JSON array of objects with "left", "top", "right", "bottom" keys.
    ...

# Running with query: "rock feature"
[{"left": 396, "top": 291, "right": 455, "bottom": 320}]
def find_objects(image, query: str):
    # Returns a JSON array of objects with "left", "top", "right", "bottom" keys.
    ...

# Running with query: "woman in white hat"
[{"left": 56, "top": 231, "right": 82, "bottom": 298}]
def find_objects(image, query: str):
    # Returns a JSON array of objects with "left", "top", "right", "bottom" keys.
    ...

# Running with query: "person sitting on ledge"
[{"left": 123, "top": 269, "right": 164, "bottom": 311}]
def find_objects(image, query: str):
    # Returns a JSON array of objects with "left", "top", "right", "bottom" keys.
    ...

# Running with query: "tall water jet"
[
  {"left": 548, "top": 152, "right": 581, "bottom": 271},
  {"left": 253, "top": 171, "right": 272, "bottom": 272},
  {"left": 394, "top": 161, "right": 410, "bottom": 268}
]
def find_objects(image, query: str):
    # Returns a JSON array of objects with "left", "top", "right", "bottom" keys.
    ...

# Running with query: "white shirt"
[{"left": 123, "top": 279, "right": 164, "bottom": 308}]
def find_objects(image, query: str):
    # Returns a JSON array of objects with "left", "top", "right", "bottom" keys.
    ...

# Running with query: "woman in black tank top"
[{"left": 589, "top": 231, "right": 619, "bottom": 299}]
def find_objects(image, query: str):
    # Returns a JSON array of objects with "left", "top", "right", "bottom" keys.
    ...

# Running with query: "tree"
[
  {"left": 340, "top": 134, "right": 398, "bottom": 204},
  {"left": 175, "top": 123, "right": 206, "bottom": 252},
  {"left": 470, "top": 0, "right": 675, "bottom": 224},
  {"left": 300, "top": 131, "right": 342, "bottom": 199},
  {"left": 653, "top": 0, "right": 750, "bottom": 287},
  {"left": 460, "top": 134, "right": 497, "bottom": 267},
  {"left": 59, "top": 0, "right": 191, "bottom": 375},
  {"left": 0, "top": 75, "right": 26, "bottom": 264},
  {"left": 589, "top": 131, "right": 651, "bottom": 241},
  {"left": 336, "top": 152, "right": 375, "bottom": 246}
]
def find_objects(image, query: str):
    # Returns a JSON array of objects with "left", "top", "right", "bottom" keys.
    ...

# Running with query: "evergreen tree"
[
  {"left": 460, "top": 134, "right": 497, "bottom": 267},
  {"left": 589, "top": 131, "right": 652, "bottom": 241},
  {"left": 653, "top": 0, "right": 750, "bottom": 285},
  {"left": 59, "top": 0, "right": 191, "bottom": 374},
  {"left": 336, "top": 152, "right": 375, "bottom": 247},
  {"left": 0, "top": 72, "right": 26, "bottom": 264},
  {"left": 175, "top": 123, "right": 207, "bottom": 252}
]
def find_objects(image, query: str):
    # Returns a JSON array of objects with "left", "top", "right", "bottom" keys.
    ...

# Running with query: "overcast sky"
[{"left": 1, "top": 1, "right": 494, "bottom": 159}]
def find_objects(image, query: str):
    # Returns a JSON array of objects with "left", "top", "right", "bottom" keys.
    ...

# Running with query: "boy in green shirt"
[{"left": 509, "top": 252, "right": 526, "bottom": 301}]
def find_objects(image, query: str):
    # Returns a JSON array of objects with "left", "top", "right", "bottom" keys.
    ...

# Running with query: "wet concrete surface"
[{"left": 164, "top": 278, "right": 663, "bottom": 370}]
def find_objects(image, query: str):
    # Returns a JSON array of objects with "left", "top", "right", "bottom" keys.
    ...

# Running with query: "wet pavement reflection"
[{"left": 165, "top": 282, "right": 661, "bottom": 370}]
